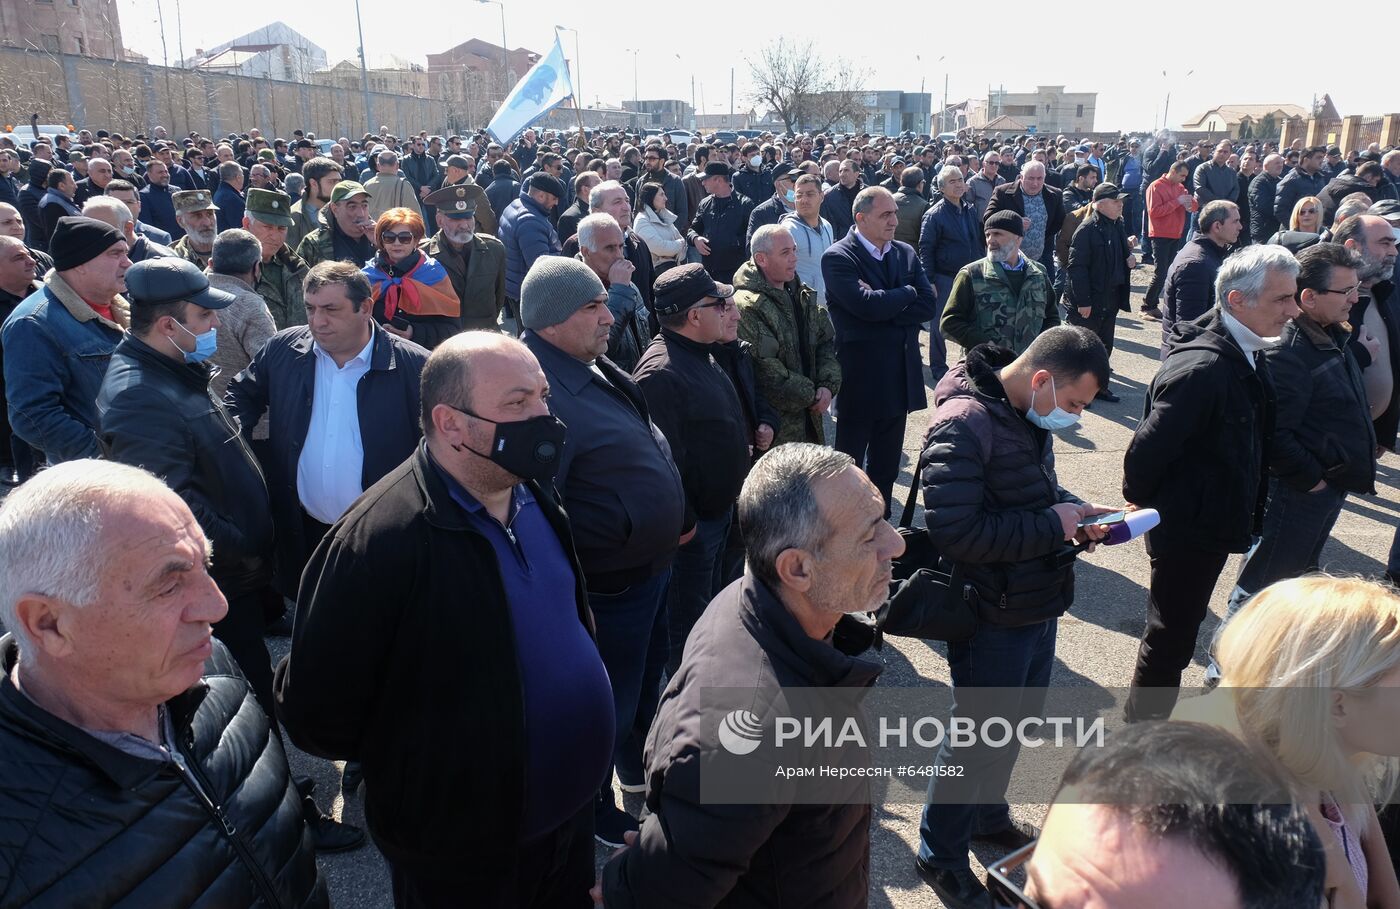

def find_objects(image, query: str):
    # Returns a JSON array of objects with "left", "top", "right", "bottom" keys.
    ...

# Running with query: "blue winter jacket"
[{"left": 499, "top": 189, "right": 562, "bottom": 300}]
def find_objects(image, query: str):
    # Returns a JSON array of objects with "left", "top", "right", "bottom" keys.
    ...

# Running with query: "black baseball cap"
[
  {"left": 652, "top": 263, "right": 735, "bottom": 316},
  {"left": 124, "top": 257, "right": 236, "bottom": 310}
]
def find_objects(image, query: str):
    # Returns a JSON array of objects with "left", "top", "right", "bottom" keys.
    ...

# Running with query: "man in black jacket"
[
  {"left": 633, "top": 264, "right": 754, "bottom": 674},
  {"left": 1225, "top": 243, "right": 1377, "bottom": 617},
  {"left": 916, "top": 327, "right": 1114, "bottom": 909},
  {"left": 821, "top": 158, "right": 863, "bottom": 239},
  {"left": 689, "top": 161, "right": 754, "bottom": 283},
  {"left": 0, "top": 460, "right": 328, "bottom": 909},
  {"left": 92, "top": 257, "right": 274, "bottom": 705},
  {"left": 1123, "top": 245, "right": 1301, "bottom": 722},
  {"left": 518, "top": 256, "right": 687, "bottom": 848},
  {"left": 279, "top": 333, "right": 612, "bottom": 908},
  {"left": 1065, "top": 183, "right": 1134, "bottom": 402},
  {"left": 1249, "top": 154, "right": 1285, "bottom": 243},
  {"left": 598, "top": 443, "right": 901, "bottom": 909},
  {"left": 1274, "top": 146, "right": 1329, "bottom": 229},
  {"left": 1161, "top": 200, "right": 1242, "bottom": 356},
  {"left": 822, "top": 186, "right": 939, "bottom": 514},
  {"left": 226, "top": 262, "right": 428, "bottom": 603},
  {"left": 985, "top": 163, "right": 1065, "bottom": 284}
]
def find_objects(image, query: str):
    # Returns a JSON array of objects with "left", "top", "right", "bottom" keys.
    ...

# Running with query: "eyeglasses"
[
  {"left": 381, "top": 231, "right": 416, "bottom": 244},
  {"left": 1320, "top": 283, "right": 1361, "bottom": 297},
  {"left": 700, "top": 299, "right": 736, "bottom": 313},
  {"left": 986, "top": 841, "right": 1040, "bottom": 909}
]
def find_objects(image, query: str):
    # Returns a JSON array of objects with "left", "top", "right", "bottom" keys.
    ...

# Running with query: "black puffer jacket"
[
  {"left": 0, "top": 637, "right": 327, "bottom": 909},
  {"left": 1124, "top": 308, "right": 1272, "bottom": 553},
  {"left": 97, "top": 335, "right": 274, "bottom": 596},
  {"left": 1265, "top": 315, "right": 1376, "bottom": 495},
  {"left": 920, "top": 344, "right": 1084, "bottom": 626}
]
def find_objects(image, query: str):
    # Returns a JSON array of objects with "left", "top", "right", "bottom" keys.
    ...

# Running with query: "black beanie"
[
  {"left": 983, "top": 209, "right": 1024, "bottom": 237},
  {"left": 50, "top": 216, "right": 125, "bottom": 272}
]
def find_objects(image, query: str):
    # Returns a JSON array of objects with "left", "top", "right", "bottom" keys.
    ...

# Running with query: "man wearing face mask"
[
  {"left": 93, "top": 257, "right": 282, "bottom": 715},
  {"left": 744, "top": 163, "right": 798, "bottom": 252},
  {"left": 915, "top": 326, "right": 1115, "bottom": 909},
  {"left": 279, "top": 332, "right": 611, "bottom": 906}
]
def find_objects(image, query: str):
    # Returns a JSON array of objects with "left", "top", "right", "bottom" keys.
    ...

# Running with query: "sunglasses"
[
  {"left": 381, "top": 231, "right": 416, "bottom": 244},
  {"left": 986, "top": 841, "right": 1039, "bottom": 908},
  {"left": 700, "top": 299, "right": 736, "bottom": 313}
]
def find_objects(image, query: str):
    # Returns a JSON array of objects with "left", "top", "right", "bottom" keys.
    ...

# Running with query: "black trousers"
[
  {"left": 834, "top": 411, "right": 906, "bottom": 518},
  {"left": 1067, "top": 301, "right": 1120, "bottom": 366},
  {"left": 1125, "top": 535, "right": 1230, "bottom": 722},
  {"left": 388, "top": 803, "right": 594, "bottom": 909},
  {"left": 1143, "top": 237, "right": 1181, "bottom": 308},
  {"left": 214, "top": 589, "right": 277, "bottom": 721}
]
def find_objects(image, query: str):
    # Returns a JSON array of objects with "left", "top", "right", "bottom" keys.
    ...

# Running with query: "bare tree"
[{"left": 748, "top": 38, "right": 868, "bottom": 134}]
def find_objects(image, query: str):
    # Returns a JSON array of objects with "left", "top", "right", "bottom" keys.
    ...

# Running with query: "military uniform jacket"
[
  {"left": 172, "top": 235, "right": 211, "bottom": 271},
  {"left": 258, "top": 245, "right": 309, "bottom": 330},
  {"left": 733, "top": 259, "right": 842, "bottom": 446},
  {"left": 941, "top": 256, "right": 1058, "bottom": 355},
  {"left": 420, "top": 231, "right": 506, "bottom": 331}
]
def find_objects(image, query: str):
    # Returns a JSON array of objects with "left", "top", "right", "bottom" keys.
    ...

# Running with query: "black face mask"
[{"left": 451, "top": 408, "right": 567, "bottom": 483}]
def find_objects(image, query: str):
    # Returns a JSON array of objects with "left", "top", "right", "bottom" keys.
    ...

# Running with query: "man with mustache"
[
  {"left": 170, "top": 190, "right": 219, "bottom": 270},
  {"left": 421, "top": 183, "right": 505, "bottom": 332}
]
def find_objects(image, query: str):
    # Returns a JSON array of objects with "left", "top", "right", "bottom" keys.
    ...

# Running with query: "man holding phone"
[{"left": 915, "top": 326, "right": 1118, "bottom": 908}]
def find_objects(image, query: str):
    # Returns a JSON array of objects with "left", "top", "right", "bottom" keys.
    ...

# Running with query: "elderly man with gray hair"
[
  {"left": 1123, "top": 244, "right": 1301, "bottom": 722},
  {"left": 576, "top": 212, "right": 650, "bottom": 371},
  {"left": 0, "top": 459, "right": 328, "bottom": 908},
  {"left": 596, "top": 443, "right": 902, "bottom": 908},
  {"left": 363, "top": 149, "right": 417, "bottom": 221},
  {"left": 205, "top": 228, "right": 277, "bottom": 399},
  {"left": 82, "top": 195, "right": 174, "bottom": 264}
]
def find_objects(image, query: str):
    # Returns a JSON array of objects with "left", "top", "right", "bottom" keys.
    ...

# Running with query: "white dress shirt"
[
  {"left": 297, "top": 332, "right": 374, "bottom": 523},
  {"left": 855, "top": 229, "right": 892, "bottom": 261}
]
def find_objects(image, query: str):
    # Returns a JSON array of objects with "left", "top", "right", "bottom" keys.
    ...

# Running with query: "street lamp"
[
  {"left": 623, "top": 48, "right": 640, "bottom": 110},
  {"left": 477, "top": 0, "right": 508, "bottom": 100},
  {"left": 353, "top": 0, "right": 373, "bottom": 133},
  {"left": 1161, "top": 69, "right": 1194, "bottom": 133}
]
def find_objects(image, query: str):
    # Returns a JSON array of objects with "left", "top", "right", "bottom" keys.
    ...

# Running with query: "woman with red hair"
[{"left": 362, "top": 207, "right": 461, "bottom": 349}]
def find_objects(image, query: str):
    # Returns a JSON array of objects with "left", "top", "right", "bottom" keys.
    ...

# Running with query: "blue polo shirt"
[{"left": 432, "top": 456, "right": 615, "bottom": 841}]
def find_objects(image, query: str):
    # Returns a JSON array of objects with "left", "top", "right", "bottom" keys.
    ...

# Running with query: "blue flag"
[{"left": 486, "top": 34, "right": 574, "bottom": 145}]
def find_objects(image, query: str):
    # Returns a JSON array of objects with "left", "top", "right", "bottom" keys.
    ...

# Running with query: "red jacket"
[{"left": 1146, "top": 176, "right": 1197, "bottom": 239}]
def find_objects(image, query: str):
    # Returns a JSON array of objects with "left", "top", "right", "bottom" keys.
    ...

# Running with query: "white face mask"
[{"left": 750, "top": 154, "right": 762, "bottom": 169}]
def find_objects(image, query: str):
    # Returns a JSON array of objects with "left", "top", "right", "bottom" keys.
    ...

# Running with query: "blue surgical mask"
[
  {"left": 1025, "top": 376, "right": 1079, "bottom": 431},
  {"left": 171, "top": 320, "right": 218, "bottom": 364},
  {"left": 784, "top": 188, "right": 796, "bottom": 204}
]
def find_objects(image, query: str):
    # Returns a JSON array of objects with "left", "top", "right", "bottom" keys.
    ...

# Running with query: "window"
[
  {"left": 1076, "top": 104, "right": 1084, "bottom": 117},
  {"left": 39, "top": 34, "right": 60, "bottom": 52},
  {"left": 75, "top": 36, "right": 85, "bottom": 54},
  {"left": 1045, "top": 103, "right": 1050, "bottom": 114}
]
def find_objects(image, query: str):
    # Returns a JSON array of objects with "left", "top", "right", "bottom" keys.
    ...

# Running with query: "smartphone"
[{"left": 1077, "top": 510, "right": 1127, "bottom": 528}]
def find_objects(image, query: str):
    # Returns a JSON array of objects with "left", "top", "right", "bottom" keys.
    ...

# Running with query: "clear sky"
[{"left": 112, "top": 0, "right": 1394, "bottom": 134}]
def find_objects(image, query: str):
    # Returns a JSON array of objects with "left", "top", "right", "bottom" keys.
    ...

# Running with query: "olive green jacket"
[
  {"left": 941, "top": 255, "right": 1058, "bottom": 355},
  {"left": 733, "top": 258, "right": 841, "bottom": 446},
  {"left": 257, "top": 245, "right": 309, "bottom": 330}
]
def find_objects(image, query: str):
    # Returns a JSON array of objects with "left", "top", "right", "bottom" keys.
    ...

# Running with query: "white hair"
[
  {"left": 936, "top": 165, "right": 963, "bottom": 189},
  {"left": 589, "top": 180, "right": 627, "bottom": 212},
  {"left": 751, "top": 223, "right": 790, "bottom": 257},
  {"left": 576, "top": 212, "right": 621, "bottom": 252},
  {"left": 1216, "top": 244, "right": 1299, "bottom": 308},
  {"left": 0, "top": 460, "right": 171, "bottom": 655},
  {"left": 81, "top": 195, "right": 133, "bottom": 230}
]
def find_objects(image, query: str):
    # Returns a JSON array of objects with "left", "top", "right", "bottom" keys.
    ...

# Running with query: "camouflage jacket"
[
  {"left": 941, "top": 256, "right": 1057, "bottom": 355},
  {"left": 733, "top": 258, "right": 842, "bottom": 446},
  {"left": 294, "top": 226, "right": 335, "bottom": 270},
  {"left": 257, "top": 245, "right": 309, "bottom": 330},
  {"left": 171, "top": 235, "right": 211, "bottom": 270}
]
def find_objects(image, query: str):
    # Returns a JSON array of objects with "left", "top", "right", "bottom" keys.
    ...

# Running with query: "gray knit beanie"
[{"left": 519, "top": 256, "right": 607, "bottom": 330}]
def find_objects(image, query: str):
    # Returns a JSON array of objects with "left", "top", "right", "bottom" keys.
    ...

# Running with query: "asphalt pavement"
[{"left": 162, "top": 263, "right": 1400, "bottom": 907}]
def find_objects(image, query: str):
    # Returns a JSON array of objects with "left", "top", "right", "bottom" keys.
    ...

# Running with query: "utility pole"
[
  {"left": 943, "top": 72, "right": 948, "bottom": 134},
  {"left": 353, "top": 0, "right": 373, "bottom": 133},
  {"left": 155, "top": 0, "right": 176, "bottom": 133},
  {"left": 174, "top": 0, "right": 190, "bottom": 133},
  {"left": 729, "top": 68, "right": 734, "bottom": 128}
]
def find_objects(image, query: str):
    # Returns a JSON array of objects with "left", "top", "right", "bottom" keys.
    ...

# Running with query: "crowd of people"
[{"left": 0, "top": 116, "right": 1397, "bottom": 909}]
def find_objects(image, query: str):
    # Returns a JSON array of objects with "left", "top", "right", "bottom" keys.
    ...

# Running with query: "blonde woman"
[
  {"left": 1175, "top": 576, "right": 1400, "bottom": 909},
  {"left": 1292, "top": 195, "right": 1325, "bottom": 234}
]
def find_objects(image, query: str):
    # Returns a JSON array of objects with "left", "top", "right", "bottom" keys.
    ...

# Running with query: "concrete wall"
[{"left": 0, "top": 46, "right": 450, "bottom": 139}]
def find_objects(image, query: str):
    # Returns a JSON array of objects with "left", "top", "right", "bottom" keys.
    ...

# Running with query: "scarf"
[{"left": 364, "top": 251, "right": 457, "bottom": 319}]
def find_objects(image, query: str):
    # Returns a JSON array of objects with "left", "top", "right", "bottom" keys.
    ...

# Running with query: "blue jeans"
[
  {"left": 1226, "top": 478, "right": 1346, "bottom": 619},
  {"left": 918, "top": 619, "right": 1057, "bottom": 870},
  {"left": 589, "top": 569, "right": 671, "bottom": 789},
  {"left": 665, "top": 513, "right": 732, "bottom": 675}
]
